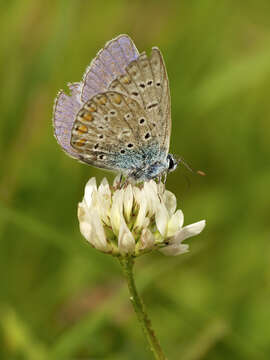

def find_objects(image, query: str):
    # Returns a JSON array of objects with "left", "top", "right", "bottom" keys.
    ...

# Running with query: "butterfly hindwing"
[{"left": 70, "top": 91, "right": 154, "bottom": 171}]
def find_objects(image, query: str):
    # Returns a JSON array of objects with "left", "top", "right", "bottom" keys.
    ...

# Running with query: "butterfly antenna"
[{"left": 177, "top": 156, "right": 206, "bottom": 176}]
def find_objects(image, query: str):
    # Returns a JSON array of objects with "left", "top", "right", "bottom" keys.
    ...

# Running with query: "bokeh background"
[{"left": 1, "top": 1, "right": 270, "bottom": 359}]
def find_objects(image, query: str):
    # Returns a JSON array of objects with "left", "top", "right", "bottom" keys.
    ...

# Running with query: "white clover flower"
[{"left": 78, "top": 177, "right": 206, "bottom": 257}]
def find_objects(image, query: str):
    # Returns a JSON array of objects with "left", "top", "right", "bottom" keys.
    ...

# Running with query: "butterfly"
[{"left": 53, "top": 35, "right": 178, "bottom": 182}]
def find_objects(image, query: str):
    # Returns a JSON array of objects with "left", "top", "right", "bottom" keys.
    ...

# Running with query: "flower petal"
[
  {"left": 140, "top": 228, "right": 155, "bottom": 250},
  {"left": 134, "top": 191, "right": 147, "bottom": 230},
  {"left": 155, "top": 203, "right": 169, "bottom": 237},
  {"left": 118, "top": 218, "right": 135, "bottom": 254},
  {"left": 167, "top": 209, "right": 184, "bottom": 237},
  {"left": 163, "top": 190, "right": 177, "bottom": 216},
  {"left": 78, "top": 204, "right": 109, "bottom": 252},
  {"left": 110, "top": 189, "right": 124, "bottom": 235},
  {"left": 171, "top": 220, "right": 206, "bottom": 244},
  {"left": 123, "top": 184, "right": 133, "bottom": 222},
  {"left": 84, "top": 178, "right": 97, "bottom": 207},
  {"left": 159, "top": 243, "right": 189, "bottom": 256}
]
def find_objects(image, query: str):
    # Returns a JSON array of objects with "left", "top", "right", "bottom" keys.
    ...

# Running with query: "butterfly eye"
[{"left": 167, "top": 154, "right": 177, "bottom": 172}]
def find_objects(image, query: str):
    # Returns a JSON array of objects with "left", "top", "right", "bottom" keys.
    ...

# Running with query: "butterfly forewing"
[
  {"left": 150, "top": 48, "right": 171, "bottom": 153},
  {"left": 108, "top": 47, "right": 171, "bottom": 154},
  {"left": 81, "top": 35, "right": 139, "bottom": 103}
]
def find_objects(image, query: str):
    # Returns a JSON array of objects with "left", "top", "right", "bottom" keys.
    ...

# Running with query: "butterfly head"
[{"left": 166, "top": 153, "right": 178, "bottom": 173}]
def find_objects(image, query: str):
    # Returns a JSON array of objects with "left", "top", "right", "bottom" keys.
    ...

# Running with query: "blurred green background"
[{"left": 1, "top": 1, "right": 270, "bottom": 359}]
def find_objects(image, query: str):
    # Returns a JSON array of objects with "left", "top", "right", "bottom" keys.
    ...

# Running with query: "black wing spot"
[
  {"left": 124, "top": 113, "right": 131, "bottom": 120},
  {"left": 99, "top": 134, "right": 104, "bottom": 139},
  {"left": 156, "top": 82, "right": 161, "bottom": 87},
  {"left": 147, "top": 102, "right": 158, "bottom": 110},
  {"left": 139, "top": 83, "right": 145, "bottom": 89},
  {"left": 145, "top": 133, "right": 151, "bottom": 140},
  {"left": 94, "top": 143, "right": 99, "bottom": 149},
  {"left": 120, "top": 149, "right": 126, "bottom": 154},
  {"left": 132, "top": 91, "right": 139, "bottom": 96},
  {"left": 127, "top": 143, "right": 134, "bottom": 148},
  {"left": 147, "top": 80, "right": 153, "bottom": 86},
  {"left": 139, "top": 118, "right": 145, "bottom": 124},
  {"left": 99, "top": 154, "right": 105, "bottom": 160},
  {"left": 110, "top": 110, "right": 116, "bottom": 115}
]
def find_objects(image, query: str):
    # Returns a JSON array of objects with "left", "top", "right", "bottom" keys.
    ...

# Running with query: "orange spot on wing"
[
  {"left": 83, "top": 112, "right": 93, "bottom": 122},
  {"left": 76, "top": 138, "right": 86, "bottom": 147},
  {"left": 113, "top": 93, "right": 122, "bottom": 104},
  {"left": 76, "top": 124, "right": 88, "bottom": 134}
]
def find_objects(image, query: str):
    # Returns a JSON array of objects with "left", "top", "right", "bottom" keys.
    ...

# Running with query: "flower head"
[{"left": 78, "top": 176, "right": 205, "bottom": 257}]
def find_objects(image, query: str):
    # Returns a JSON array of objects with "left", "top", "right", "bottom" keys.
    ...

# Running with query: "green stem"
[{"left": 119, "top": 256, "right": 167, "bottom": 360}]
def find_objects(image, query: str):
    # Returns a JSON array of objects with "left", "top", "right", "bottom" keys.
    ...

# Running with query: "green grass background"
[{"left": 0, "top": 1, "right": 270, "bottom": 359}]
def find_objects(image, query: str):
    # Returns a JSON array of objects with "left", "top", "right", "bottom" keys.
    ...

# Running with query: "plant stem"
[{"left": 119, "top": 256, "right": 167, "bottom": 360}]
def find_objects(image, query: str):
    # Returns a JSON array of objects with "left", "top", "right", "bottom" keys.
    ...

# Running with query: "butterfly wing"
[
  {"left": 108, "top": 47, "right": 171, "bottom": 154},
  {"left": 70, "top": 91, "right": 155, "bottom": 171},
  {"left": 81, "top": 35, "right": 139, "bottom": 103},
  {"left": 53, "top": 35, "right": 139, "bottom": 159}
]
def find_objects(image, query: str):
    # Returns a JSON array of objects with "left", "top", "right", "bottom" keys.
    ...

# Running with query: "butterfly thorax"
[{"left": 124, "top": 150, "right": 177, "bottom": 181}]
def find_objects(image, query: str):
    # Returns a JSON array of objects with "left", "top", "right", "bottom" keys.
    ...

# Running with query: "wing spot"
[
  {"left": 94, "top": 143, "right": 99, "bottom": 149},
  {"left": 76, "top": 138, "right": 87, "bottom": 147},
  {"left": 85, "top": 102, "right": 97, "bottom": 112},
  {"left": 139, "top": 83, "right": 145, "bottom": 89},
  {"left": 147, "top": 80, "right": 153, "bottom": 86},
  {"left": 98, "top": 126, "right": 104, "bottom": 130},
  {"left": 124, "top": 113, "right": 132, "bottom": 120},
  {"left": 104, "top": 115, "right": 109, "bottom": 121},
  {"left": 79, "top": 110, "right": 93, "bottom": 122},
  {"left": 144, "top": 133, "right": 151, "bottom": 140},
  {"left": 147, "top": 102, "right": 158, "bottom": 110},
  {"left": 76, "top": 124, "right": 88, "bottom": 134},
  {"left": 132, "top": 91, "right": 139, "bottom": 96},
  {"left": 139, "top": 118, "right": 145, "bottom": 124},
  {"left": 98, "top": 134, "right": 104, "bottom": 139},
  {"left": 99, "top": 154, "right": 105, "bottom": 160},
  {"left": 120, "top": 149, "right": 126, "bottom": 154},
  {"left": 110, "top": 110, "right": 116, "bottom": 115},
  {"left": 97, "top": 95, "right": 107, "bottom": 105},
  {"left": 122, "top": 75, "right": 131, "bottom": 84},
  {"left": 127, "top": 143, "right": 134, "bottom": 148},
  {"left": 156, "top": 82, "right": 161, "bottom": 87},
  {"left": 112, "top": 93, "right": 122, "bottom": 105},
  {"left": 122, "top": 129, "right": 131, "bottom": 135}
]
